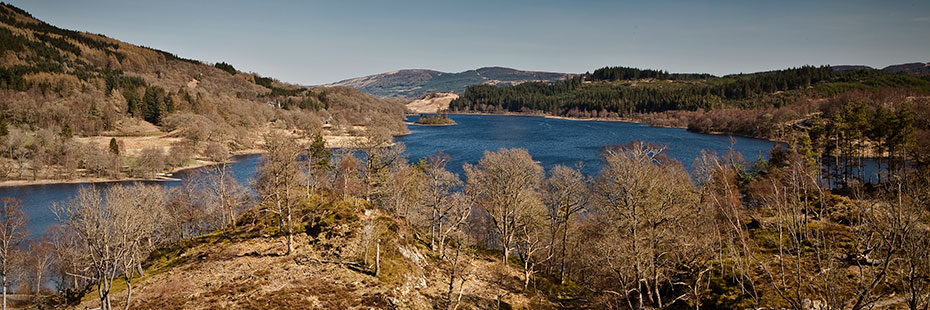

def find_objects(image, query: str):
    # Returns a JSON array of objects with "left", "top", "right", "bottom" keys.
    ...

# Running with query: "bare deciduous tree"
[
  {"left": 104, "top": 184, "right": 166, "bottom": 310},
  {"left": 380, "top": 159, "right": 423, "bottom": 220},
  {"left": 692, "top": 149, "right": 763, "bottom": 306},
  {"left": 202, "top": 142, "right": 230, "bottom": 163},
  {"left": 43, "top": 224, "right": 85, "bottom": 294},
  {"left": 415, "top": 153, "right": 470, "bottom": 257},
  {"left": 898, "top": 174, "right": 930, "bottom": 310},
  {"left": 0, "top": 198, "right": 27, "bottom": 310},
  {"left": 591, "top": 141, "right": 699, "bottom": 309},
  {"left": 24, "top": 239, "right": 54, "bottom": 297},
  {"left": 133, "top": 147, "right": 166, "bottom": 178},
  {"left": 516, "top": 207, "right": 549, "bottom": 291},
  {"left": 255, "top": 132, "right": 305, "bottom": 255},
  {"left": 441, "top": 231, "right": 473, "bottom": 310},
  {"left": 353, "top": 125, "right": 400, "bottom": 202},
  {"left": 202, "top": 163, "right": 249, "bottom": 228},
  {"left": 54, "top": 184, "right": 166, "bottom": 310},
  {"left": 542, "top": 164, "right": 588, "bottom": 284},
  {"left": 465, "top": 148, "right": 544, "bottom": 263}
]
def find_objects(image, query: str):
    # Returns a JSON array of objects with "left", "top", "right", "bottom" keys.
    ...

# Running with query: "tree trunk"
[
  {"left": 438, "top": 221, "right": 446, "bottom": 257},
  {"left": 503, "top": 228, "right": 513, "bottom": 264},
  {"left": 524, "top": 260, "right": 532, "bottom": 291},
  {"left": 123, "top": 276, "right": 132, "bottom": 310},
  {"left": 35, "top": 271, "right": 41, "bottom": 297},
  {"left": 560, "top": 220, "right": 569, "bottom": 284},
  {"left": 3, "top": 275, "right": 7, "bottom": 310},
  {"left": 446, "top": 248, "right": 459, "bottom": 305},
  {"left": 286, "top": 184, "right": 293, "bottom": 256},
  {"left": 343, "top": 176, "right": 348, "bottom": 200},
  {"left": 430, "top": 209, "right": 437, "bottom": 251},
  {"left": 375, "top": 240, "right": 381, "bottom": 277},
  {"left": 98, "top": 280, "right": 105, "bottom": 310},
  {"left": 286, "top": 220, "right": 294, "bottom": 256}
]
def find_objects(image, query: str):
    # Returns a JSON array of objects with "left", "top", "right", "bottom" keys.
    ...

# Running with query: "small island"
[{"left": 414, "top": 112, "right": 457, "bottom": 126}]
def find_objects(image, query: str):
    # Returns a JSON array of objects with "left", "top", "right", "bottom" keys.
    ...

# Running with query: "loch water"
[{"left": 3, "top": 114, "right": 779, "bottom": 238}]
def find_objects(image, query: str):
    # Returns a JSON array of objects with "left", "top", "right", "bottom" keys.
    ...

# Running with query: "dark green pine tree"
[
  {"left": 123, "top": 89, "right": 141, "bottom": 117},
  {"left": 109, "top": 137, "right": 120, "bottom": 155},
  {"left": 309, "top": 133, "right": 333, "bottom": 171},
  {"left": 141, "top": 86, "right": 171, "bottom": 125}
]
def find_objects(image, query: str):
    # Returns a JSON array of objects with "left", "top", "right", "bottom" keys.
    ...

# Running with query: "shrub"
[
  {"left": 202, "top": 142, "right": 229, "bottom": 162},
  {"left": 214, "top": 62, "right": 236, "bottom": 75}
]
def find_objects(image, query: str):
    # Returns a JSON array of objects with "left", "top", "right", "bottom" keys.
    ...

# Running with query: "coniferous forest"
[{"left": 452, "top": 66, "right": 930, "bottom": 117}]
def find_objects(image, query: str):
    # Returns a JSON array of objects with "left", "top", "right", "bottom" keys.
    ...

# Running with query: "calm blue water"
[
  {"left": 3, "top": 114, "right": 777, "bottom": 238},
  {"left": 398, "top": 114, "right": 776, "bottom": 176},
  {"left": 1, "top": 154, "right": 263, "bottom": 239}
]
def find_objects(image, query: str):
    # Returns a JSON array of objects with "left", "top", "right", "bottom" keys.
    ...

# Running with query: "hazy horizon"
[{"left": 9, "top": 0, "right": 929, "bottom": 85}]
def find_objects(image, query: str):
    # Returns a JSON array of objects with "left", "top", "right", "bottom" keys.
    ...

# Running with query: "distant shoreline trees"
[{"left": 590, "top": 66, "right": 713, "bottom": 81}]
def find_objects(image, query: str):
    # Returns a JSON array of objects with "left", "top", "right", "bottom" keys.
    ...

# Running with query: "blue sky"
[{"left": 8, "top": 0, "right": 929, "bottom": 85}]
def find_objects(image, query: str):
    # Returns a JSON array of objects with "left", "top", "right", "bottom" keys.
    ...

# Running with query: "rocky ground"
[{"left": 74, "top": 206, "right": 548, "bottom": 309}]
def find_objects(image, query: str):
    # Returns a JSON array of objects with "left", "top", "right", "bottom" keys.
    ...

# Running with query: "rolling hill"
[
  {"left": 831, "top": 61, "right": 930, "bottom": 75},
  {"left": 325, "top": 66, "right": 571, "bottom": 98},
  {"left": 0, "top": 2, "right": 405, "bottom": 136},
  {"left": 0, "top": 2, "right": 407, "bottom": 184}
]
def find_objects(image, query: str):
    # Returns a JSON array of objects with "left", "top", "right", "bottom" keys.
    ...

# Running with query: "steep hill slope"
[
  {"left": 0, "top": 3, "right": 407, "bottom": 184},
  {"left": 326, "top": 67, "right": 571, "bottom": 98}
]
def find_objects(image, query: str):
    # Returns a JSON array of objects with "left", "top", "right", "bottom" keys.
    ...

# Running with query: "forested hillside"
[
  {"left": 451, "top": 65, "right": 930, "bottom": 171},
  {"left": 452, "top": 65, "right": 930, "bottom": 116},
  {"left": 0, "top": 2, "right": 407, "bottom": 184}
]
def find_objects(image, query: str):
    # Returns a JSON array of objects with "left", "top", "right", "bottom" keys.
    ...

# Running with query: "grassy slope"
[{"left": 75, "top": 199, "right": 548, "bottom": 309}]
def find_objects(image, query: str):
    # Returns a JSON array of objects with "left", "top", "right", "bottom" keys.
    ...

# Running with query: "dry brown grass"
[
  {"left": 406, "top": 93, "right": 459, "bottom": 114},
  {"left": 72, "top": 206, "right": 547, "bottom": 309}
]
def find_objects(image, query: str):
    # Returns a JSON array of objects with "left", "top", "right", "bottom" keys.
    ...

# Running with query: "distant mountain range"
[
  {"left": 324, "top": 67, "right": 572, "bottom": 98},
  {"left": 832, "top": 62, "right": 930, "bottom": 75}
]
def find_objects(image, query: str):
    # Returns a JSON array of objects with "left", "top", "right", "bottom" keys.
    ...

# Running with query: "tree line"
[
  {"left": 589, "top": 66, "right": 712, "bottom": 81},
  {"left": 450, "top": 65, "right": 930, "bottom": 116},
  {"left": 685, "top": 90, "right": 930, "bottom": 188}
]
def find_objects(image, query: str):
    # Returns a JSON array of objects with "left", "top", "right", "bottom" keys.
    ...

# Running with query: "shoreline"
[
  {"left": 0, "top": 130, "right": 381, "bottom": 188},
  {"left": 446, "top": 112, "right": 906, "bottom": 158},
  {"left": 1, "top": 114, "right": 881, "bottom": 188},
  {"left": 409, "top": 121, "right": 457, "bottom": 126},
  {"left": 0, "top": 150, "right": 265, "bottom": 188},
  {"left": 448, "top": 111, "right": 678, "bottom": 127},
  {"left": 0, "top": 129, "right": 383, "bottom": 188},
  {"left": 447, "top": 111, "right": 779, "bottom": 141}
]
